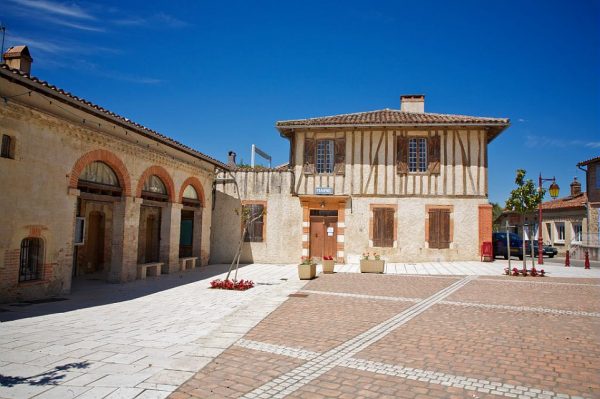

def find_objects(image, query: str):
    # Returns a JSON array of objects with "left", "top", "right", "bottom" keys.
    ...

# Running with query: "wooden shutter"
[
  {"left": 373, "top": 208, "right": 394, "bottom": 247},
  {"left": 428, "top": 210, "right": 440, "bottom": 249},
  {"left": 429, "top": 209, "right": 451, "bottom": 249},
  {"left": 304, "top": 138, "right": 315, "bottom": 175},
  {"left": 439, "top": 209, "right": 450, "bottom": 249},
  {"left": 428, "top": 135, "right": 441, "bottom": 174},
  {"left": 334, "top": 137, "right": 345, "bottom": 175},
  {"left": 396, "top": 136, "right": 408, "bottom": 174}
]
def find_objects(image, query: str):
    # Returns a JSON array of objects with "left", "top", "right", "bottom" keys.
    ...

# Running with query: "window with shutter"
[
  {"left": 373, "top": 208, "right": 394, "bottom": 247},
  {"left": 428, "top": 208, "right": 451, "bottom": 249},
  {"left": 243, "top": 204, "right": 265, "bottom": 242}
]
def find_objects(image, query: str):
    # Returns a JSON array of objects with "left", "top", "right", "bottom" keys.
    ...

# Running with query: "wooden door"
[
  {"left": 86, "top": 211, "right": 105, "bottom": 273},
  {"left": 309, "top": 215, "right": 337, "bottom": 260},
  {"left": 309, "top": 216, "right": 324, "bottom": 259},
  {"left": 145, "top": 214, "right": 160, "bottom": 262}
]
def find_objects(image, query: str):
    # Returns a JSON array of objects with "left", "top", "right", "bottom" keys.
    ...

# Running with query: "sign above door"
[{"left": 315, "top": 187, "right": 333, "bottom": 195}]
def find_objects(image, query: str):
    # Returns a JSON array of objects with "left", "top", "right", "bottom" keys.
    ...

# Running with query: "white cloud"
[
  {"left": 7, "top": 0, "right": 95, "bottom": 20},
  {"left": 525, "top": 135, "right": 600, "bottom": 149}
]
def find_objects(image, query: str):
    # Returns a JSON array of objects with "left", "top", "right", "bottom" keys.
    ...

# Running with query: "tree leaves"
[{"left": 505, "top": 169, "right": 545, "bottom": 215}]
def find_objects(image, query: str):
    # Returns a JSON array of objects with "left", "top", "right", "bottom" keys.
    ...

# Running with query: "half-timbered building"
[{"left": 212, "top": 95, "right": 509, "bottom": 263}]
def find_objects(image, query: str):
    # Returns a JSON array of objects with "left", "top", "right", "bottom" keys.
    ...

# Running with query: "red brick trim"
[
  {"left": 136, "top": 165, "right": 175, "bottom": 202},
  {"left": 178, "top": 176, "right": 206, "bottom": 207},
  {"left": 478, "top": 204, "right": 493, "bottom": 255},
  {"left": 70, "top": 149, "right": 131, "bottom": 196}
]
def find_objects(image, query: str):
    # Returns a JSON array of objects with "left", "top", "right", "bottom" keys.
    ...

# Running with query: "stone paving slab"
[{"left": 0, "top": 264, "right": 306, "bottom": 399}]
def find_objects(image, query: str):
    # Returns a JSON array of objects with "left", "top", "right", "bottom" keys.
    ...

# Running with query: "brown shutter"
[
  {"left": 334, "top": 137, "right": 345, "bottom": 175},
  {"left": 396, "top": 136, "right": 408, "bottom": 174},
  {"left": 428, "top": 210, "right": 440, "bottom": 249},
  {"left": 428, "top": 135, "right": 441, "bottom": 174},
  {"left": 373, "top": 209, "right": 382, "bottom": 247},
  {"left": 439, "top": 210, "right": 451, "bottom": 249},
  {"left": 304, "top": 138, "right": 315, "bottom": 175},
  {"left": 383, "top": 208, "right": 394, "bottom": 247}
]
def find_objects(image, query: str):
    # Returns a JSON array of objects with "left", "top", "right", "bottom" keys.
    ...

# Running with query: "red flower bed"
[
  {"left": 210, "top": 279, "right": 255, "bottom": 291},
  {"left": 504, "top": 267, "right": 545, "bottom": 277},
  {"left": 323, "top": 256, "right": 334, "bottom": 260}
]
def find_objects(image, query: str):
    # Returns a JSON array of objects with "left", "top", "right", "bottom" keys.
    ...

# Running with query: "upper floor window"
[
  {"left": 572, "top": 223, "right": 582, "bottom": 242},
  {"left": 303, "top": 137, "right": 345, "bottom": 175},
  {"left": 408, "top": 138, "right": 427, "bottom": 172},
  {"left": 316, "top": 140, "right": 334, "bottom": 174},
  {"left": 397, "top": 135, "right": 439, "bottom": 175},
  {"left": 20, "top": 237, "right": 43, "bottom": 282},
  {"left": 1, "top": 134, "right": 14, "bottom": 159}
]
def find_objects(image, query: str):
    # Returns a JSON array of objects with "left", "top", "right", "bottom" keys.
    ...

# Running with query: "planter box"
[
  {"left": 322, "top": 260, "right": 335, "bottom": 274},
  {"left": 298, "top": 263, "right": 317, "bottom": 280},
  {"left": 360, "top": 259, "right": 385, "bottom": 273}
]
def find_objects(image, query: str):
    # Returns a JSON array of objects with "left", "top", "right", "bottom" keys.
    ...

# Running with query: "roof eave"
[{"left": 0, "top": 66, "right": 229, "bottom": 170}]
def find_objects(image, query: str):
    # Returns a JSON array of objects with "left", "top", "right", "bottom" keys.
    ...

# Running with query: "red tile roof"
[
  {"left": 276, "top": 108, "right": 509, "bottom": 127},
  {"left": 577, "top": 156, "right": 600, "bottom": 166},
  {"left": 0, "top": 64, "right": 229, "bottom": 169},
  {"left": 541, "top": 192, "right": 587, "bottom": 210}
]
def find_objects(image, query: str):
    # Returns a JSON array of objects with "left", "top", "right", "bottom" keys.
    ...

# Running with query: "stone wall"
[{"left": 0, "top": 85, "right": 216, "bottom": 302}]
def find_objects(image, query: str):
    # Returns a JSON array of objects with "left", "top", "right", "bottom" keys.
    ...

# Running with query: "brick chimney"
[
  {"left": 400, "top": 94, "right": 425, "bottom": 113},
  {"left": 3, "top": 45, "right": 33, "bottom": 75},
  {"left": 570, "top": 177, "right": 581, "bottom": 196},
  {"left": 227, "top": 151, "right": 237, "bottom": 168}
]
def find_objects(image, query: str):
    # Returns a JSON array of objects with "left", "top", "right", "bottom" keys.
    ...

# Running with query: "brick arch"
[
  {"left": 70, "top": 149, "right": 131, "bottom": 196},
  {"left": 178, "top": 176, "right": 206, "bottom": 207},
  {"left": 136, "top": 165, "right": 175, "bottom": 202}
]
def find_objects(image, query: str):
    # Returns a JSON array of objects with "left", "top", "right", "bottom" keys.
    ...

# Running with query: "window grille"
[
  {"left": 19, "top": 238, "right": 43, "bottom": 282},
  {"left": 1, "top": 135, "right": 12, "bottom": 159},
  {"left": 316, "top": 140, "right": 334, "bottom": 174},
  {"left": 408, "top": 138, "right": 427, "bottom": 172}
]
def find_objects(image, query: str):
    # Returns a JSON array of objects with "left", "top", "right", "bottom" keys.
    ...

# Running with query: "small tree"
[
  {"left": 505, "top": 169, "right": 545, "bottom": 271},
  {"left": 491, "top": 202, "right": 504, "bottom": 231}
]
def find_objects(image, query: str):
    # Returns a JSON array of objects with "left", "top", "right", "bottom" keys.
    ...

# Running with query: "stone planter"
[
  {"left": 298, "top": 263, "right": 317, "bottom": 280},
  {"left": 322, "top": 260, "right": 335, "bottom": 274},
  {"left": 360, "top": 259, "right": 385, "bottom": 273}
]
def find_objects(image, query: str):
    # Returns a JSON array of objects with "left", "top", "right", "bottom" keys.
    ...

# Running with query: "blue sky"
[{"left": 2, "top": 0, "right": 599, "bottom": 204}]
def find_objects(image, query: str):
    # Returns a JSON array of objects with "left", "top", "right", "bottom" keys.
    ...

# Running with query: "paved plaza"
[{"left": 0, "top": 261, "right": 599, "bottom": 399}]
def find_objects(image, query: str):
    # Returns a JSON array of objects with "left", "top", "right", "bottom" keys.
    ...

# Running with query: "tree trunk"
[{"left": 521, "top": 214, "right": 527, "bottom": 272}]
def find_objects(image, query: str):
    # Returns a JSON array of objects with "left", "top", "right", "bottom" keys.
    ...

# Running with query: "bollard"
[
  {"left": 565, "top": 250, "right": 570, "bottom": 267},
  {"left": 585, "top": 251, "right": 590, "bottom": 269}
]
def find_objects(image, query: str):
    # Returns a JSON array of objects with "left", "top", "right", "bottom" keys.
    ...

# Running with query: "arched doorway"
[
  {"left": 180, "top": 184, "right": 202, "bottom": 258},
  {"left": 75, "top": 161, "right": 122, "bottom": 280},
  {"left": 137, "top": 174, "right": 169, "bottom": 264}
]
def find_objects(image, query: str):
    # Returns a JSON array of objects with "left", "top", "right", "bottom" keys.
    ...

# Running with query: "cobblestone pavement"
[{"left": 172, "top": 273, "right": 600, "bottom": 399}]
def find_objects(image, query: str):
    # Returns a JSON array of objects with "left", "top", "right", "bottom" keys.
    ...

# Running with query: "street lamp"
[{"left": 537, "top": 174, "right": 560, "bottom": 264}]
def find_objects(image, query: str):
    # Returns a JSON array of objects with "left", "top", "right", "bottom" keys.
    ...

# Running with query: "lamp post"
[{"left": 537, "top": 174, "right": 560, "bottom": 265}]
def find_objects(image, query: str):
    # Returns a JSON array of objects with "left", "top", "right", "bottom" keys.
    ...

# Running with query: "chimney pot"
[
  {"left": 570, "top": 176, "right": 581, "bottom": 196},
  {"left": 227, "top": 151, "right": 237, "bottom": 168},
  {"left": 3, "top": 45, "right": 33, "bottom": 75},
  {"left": 400, "top": 94, "right": 425, "bottom": 113}
]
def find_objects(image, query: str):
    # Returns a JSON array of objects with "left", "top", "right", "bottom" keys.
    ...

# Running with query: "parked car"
[
  {"left": 525, "top": 240, "right": 557, "bottom": 258},
  {"left": 492, "top": 232, "right": 523, "bottom": 260}
]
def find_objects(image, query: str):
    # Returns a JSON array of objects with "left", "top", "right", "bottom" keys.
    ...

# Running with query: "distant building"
[
  {"left": 0, "top": 46, "right": 226, "bottom": 302},
  {"left": 496, "top": 157, "right": 599, "bottom": 259},
  {"left": 212, "top": 95, "right": 510, "bottom": 264}
]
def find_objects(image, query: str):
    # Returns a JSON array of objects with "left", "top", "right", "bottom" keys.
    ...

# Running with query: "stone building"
[
  {"left": 0, "top": 46, "right": 227, "bottom": 302},
  {"left": 496, "top": 157, "right": 599, "bottom": 259},
  {"left": 212, "top": 95, "right": 510, "bottom": 264}
]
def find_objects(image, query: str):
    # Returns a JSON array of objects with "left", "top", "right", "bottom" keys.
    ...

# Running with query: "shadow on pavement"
[
  {"left": 0, "top": 263, "right": 250, "bottom": 322},
  {"left": 0, "top": 361, "right": 91, "bottom": 387}
]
